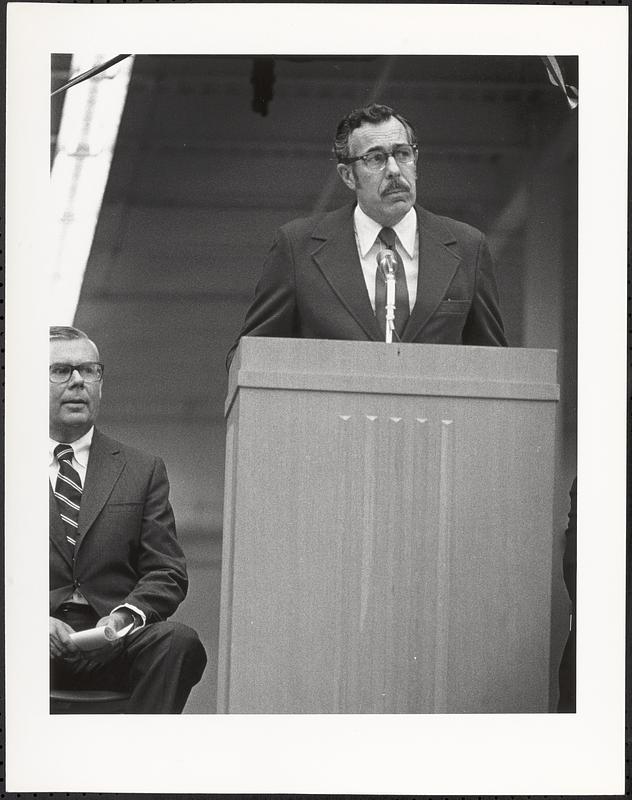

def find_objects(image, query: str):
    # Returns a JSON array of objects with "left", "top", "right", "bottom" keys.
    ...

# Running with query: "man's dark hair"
[
  {"left": 49, "top": 325, "right": 90, "bottom": 341},
  {"left": 333, "top": 103, "right": 418, "bottom": 162}
]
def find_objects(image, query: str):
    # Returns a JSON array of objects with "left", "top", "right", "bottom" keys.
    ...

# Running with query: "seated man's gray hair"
[{"left": 49, "top": 325, "right": 90, "bottom": 341}]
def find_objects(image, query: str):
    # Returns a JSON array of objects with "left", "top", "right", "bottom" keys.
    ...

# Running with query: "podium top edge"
[
  {"left": 236, "top": 336, "right": 558, "bottom": 357},
  {"left": 233, "top": 337, "right": 558, "bottom": 372},
  {"left": 225, "top": 338, "right": 559, "bottom": 415}
]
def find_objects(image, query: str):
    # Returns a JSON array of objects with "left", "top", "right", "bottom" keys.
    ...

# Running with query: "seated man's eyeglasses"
[
  {"left": 49, "top": 362, "right": 105, "bottom": 383},
  {"left": 340, "top": 144, "right": 418, "bottom": 172}
]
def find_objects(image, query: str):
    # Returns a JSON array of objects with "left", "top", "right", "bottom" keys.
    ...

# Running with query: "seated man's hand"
[
  {"left": 49, "top": 616, "right": 79, "bottom": 660},
  {"left": 90, "top": 609, "right": 135, "bottom": 660},
  {"left": 96, "top": 609, "right": 135, "bottom": 634}
]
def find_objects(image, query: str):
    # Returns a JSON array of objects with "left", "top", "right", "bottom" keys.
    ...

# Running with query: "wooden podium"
[{"left": 217, "top": 337, "right": 560, "bottom": 713}]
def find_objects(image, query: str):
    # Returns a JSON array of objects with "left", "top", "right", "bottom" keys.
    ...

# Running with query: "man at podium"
[
  {"left": 228, "top": 102, "right": 507, "bottom": 366},
  {"left": 219, "top": 107, "right": 567, "bottom": 715}
]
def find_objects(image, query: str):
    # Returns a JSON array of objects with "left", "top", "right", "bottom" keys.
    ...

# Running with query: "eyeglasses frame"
[
  {"left": 339, "top": 144, "right": 419, "bottom": 171},
  {"left": 49, "top": 361, "right": 105, "bottom": 384}
]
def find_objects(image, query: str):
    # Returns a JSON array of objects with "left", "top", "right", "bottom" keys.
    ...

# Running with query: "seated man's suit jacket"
[
  {"left": 49, "top": 428, "right": 188, "bottom": 623},
  {"left": 228, "top": 203, "right": 507, "bottom": 366}
]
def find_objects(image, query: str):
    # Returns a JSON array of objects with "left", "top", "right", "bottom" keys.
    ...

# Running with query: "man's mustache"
[{"left": 382, "top": 180, "right": 411, "bottom": 195}]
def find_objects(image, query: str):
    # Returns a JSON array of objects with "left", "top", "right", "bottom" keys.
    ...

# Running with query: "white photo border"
[{"left": 5, "top": 3, "right": 628, "bottom": 795}]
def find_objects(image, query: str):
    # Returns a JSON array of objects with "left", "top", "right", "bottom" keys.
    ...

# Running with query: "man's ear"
[{"left": 336, "top": 162, "right": 356, "bottom": 191}]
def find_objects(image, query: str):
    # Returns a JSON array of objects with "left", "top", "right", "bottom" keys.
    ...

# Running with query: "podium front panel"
[{"left": 218, "top": 339, "right": 559, "bottom": 713}]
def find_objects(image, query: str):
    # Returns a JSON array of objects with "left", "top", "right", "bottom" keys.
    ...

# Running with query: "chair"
[{"left": 50, "top": 688, "right": 131, "bottom": 714}]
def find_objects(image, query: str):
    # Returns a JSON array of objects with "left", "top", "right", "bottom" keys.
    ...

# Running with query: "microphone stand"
[{"left": 384, "top": 267, "right": 396, "bottom": 344}]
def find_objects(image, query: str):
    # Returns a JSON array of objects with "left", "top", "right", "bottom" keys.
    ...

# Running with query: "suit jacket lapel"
[
  {"left": 401, "top": 206, "right": 462, "bottom": 342},
  {"left": 311, "top": 204, "right": 383, "bottom": 341},
  {"left": 49, "top": 483, "right": 73, "bottom": 568},
  {"left": 76, "top": 429, "right": 125, "bottom": 553}
]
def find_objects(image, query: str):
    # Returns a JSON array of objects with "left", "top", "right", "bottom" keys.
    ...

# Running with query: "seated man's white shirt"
[{"left": 49, "top": 426, "right": 93, "bottom": 488}]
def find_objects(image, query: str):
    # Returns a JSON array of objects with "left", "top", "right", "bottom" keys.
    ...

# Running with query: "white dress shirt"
[
  {"left": 352, "top": 204, "right": 419, "bottom": 313},
  {"left": 49, "top": 427, "right": 146, "bottom": 628},
  {"left": 49, "top": 427, "right": 93, "bottom": 489}
]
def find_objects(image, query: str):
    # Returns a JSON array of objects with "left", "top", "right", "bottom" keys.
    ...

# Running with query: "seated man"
[{"left": 49, "top": 325, "right": 206, "bottom": 713}]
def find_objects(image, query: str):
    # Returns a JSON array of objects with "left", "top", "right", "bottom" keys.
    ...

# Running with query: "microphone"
[
  {"left": 377, "top": 248, "right": 397, "bottom": 279},
  {"left": 376, "top": 249, "right": 398, "bottom": 344}
]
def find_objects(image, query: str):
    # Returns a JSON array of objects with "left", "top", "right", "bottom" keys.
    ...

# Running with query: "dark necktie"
[
  {"left": 53, "top": 443, "right": 83, "bottom": 550},
  {"left": 375, "top": 227, "right": 410, "bottom": 339}
]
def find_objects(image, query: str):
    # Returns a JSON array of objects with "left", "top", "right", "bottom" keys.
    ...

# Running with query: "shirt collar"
[
  {"left": 49, "top": 426, "right": 95, "bottom": 468},
  {"left": 392, "top": 207, "right": 418, "bottom": 258},
  {"left": 353, "top": 204, "right": 417, "bottom": 258}
]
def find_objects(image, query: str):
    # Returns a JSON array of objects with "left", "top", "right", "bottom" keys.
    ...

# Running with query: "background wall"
[{"left": 52, "top": 54, "right": 578, "bottom": 713}]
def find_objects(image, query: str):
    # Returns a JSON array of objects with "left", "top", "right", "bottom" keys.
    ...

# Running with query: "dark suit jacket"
[
  {"left": 227, "top": 203, "right": 507, "bottom": 366},
  {"left": 50, "top": 428, "right": 188, "bottom": 623}
]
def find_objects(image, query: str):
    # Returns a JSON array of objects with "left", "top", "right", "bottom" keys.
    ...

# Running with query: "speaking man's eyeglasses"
[
  {"left": 49, "top": 362, "right": 105, "bottom": 383},
  {"left": 340, "top": 144, "right": 418, "bottom": 173}
]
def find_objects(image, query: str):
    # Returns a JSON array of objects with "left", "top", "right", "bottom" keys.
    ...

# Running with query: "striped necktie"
[
  {"left": 375, "top": 226, "right": 410, "bottom": 339},
  {"left": 53, "top": 443, "right": 83, "bottom": 550}
]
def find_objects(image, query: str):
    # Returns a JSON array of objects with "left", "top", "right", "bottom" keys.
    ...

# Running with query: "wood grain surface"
[{"left": 218, "top": 338, "right": 559, "bottom": 713}]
